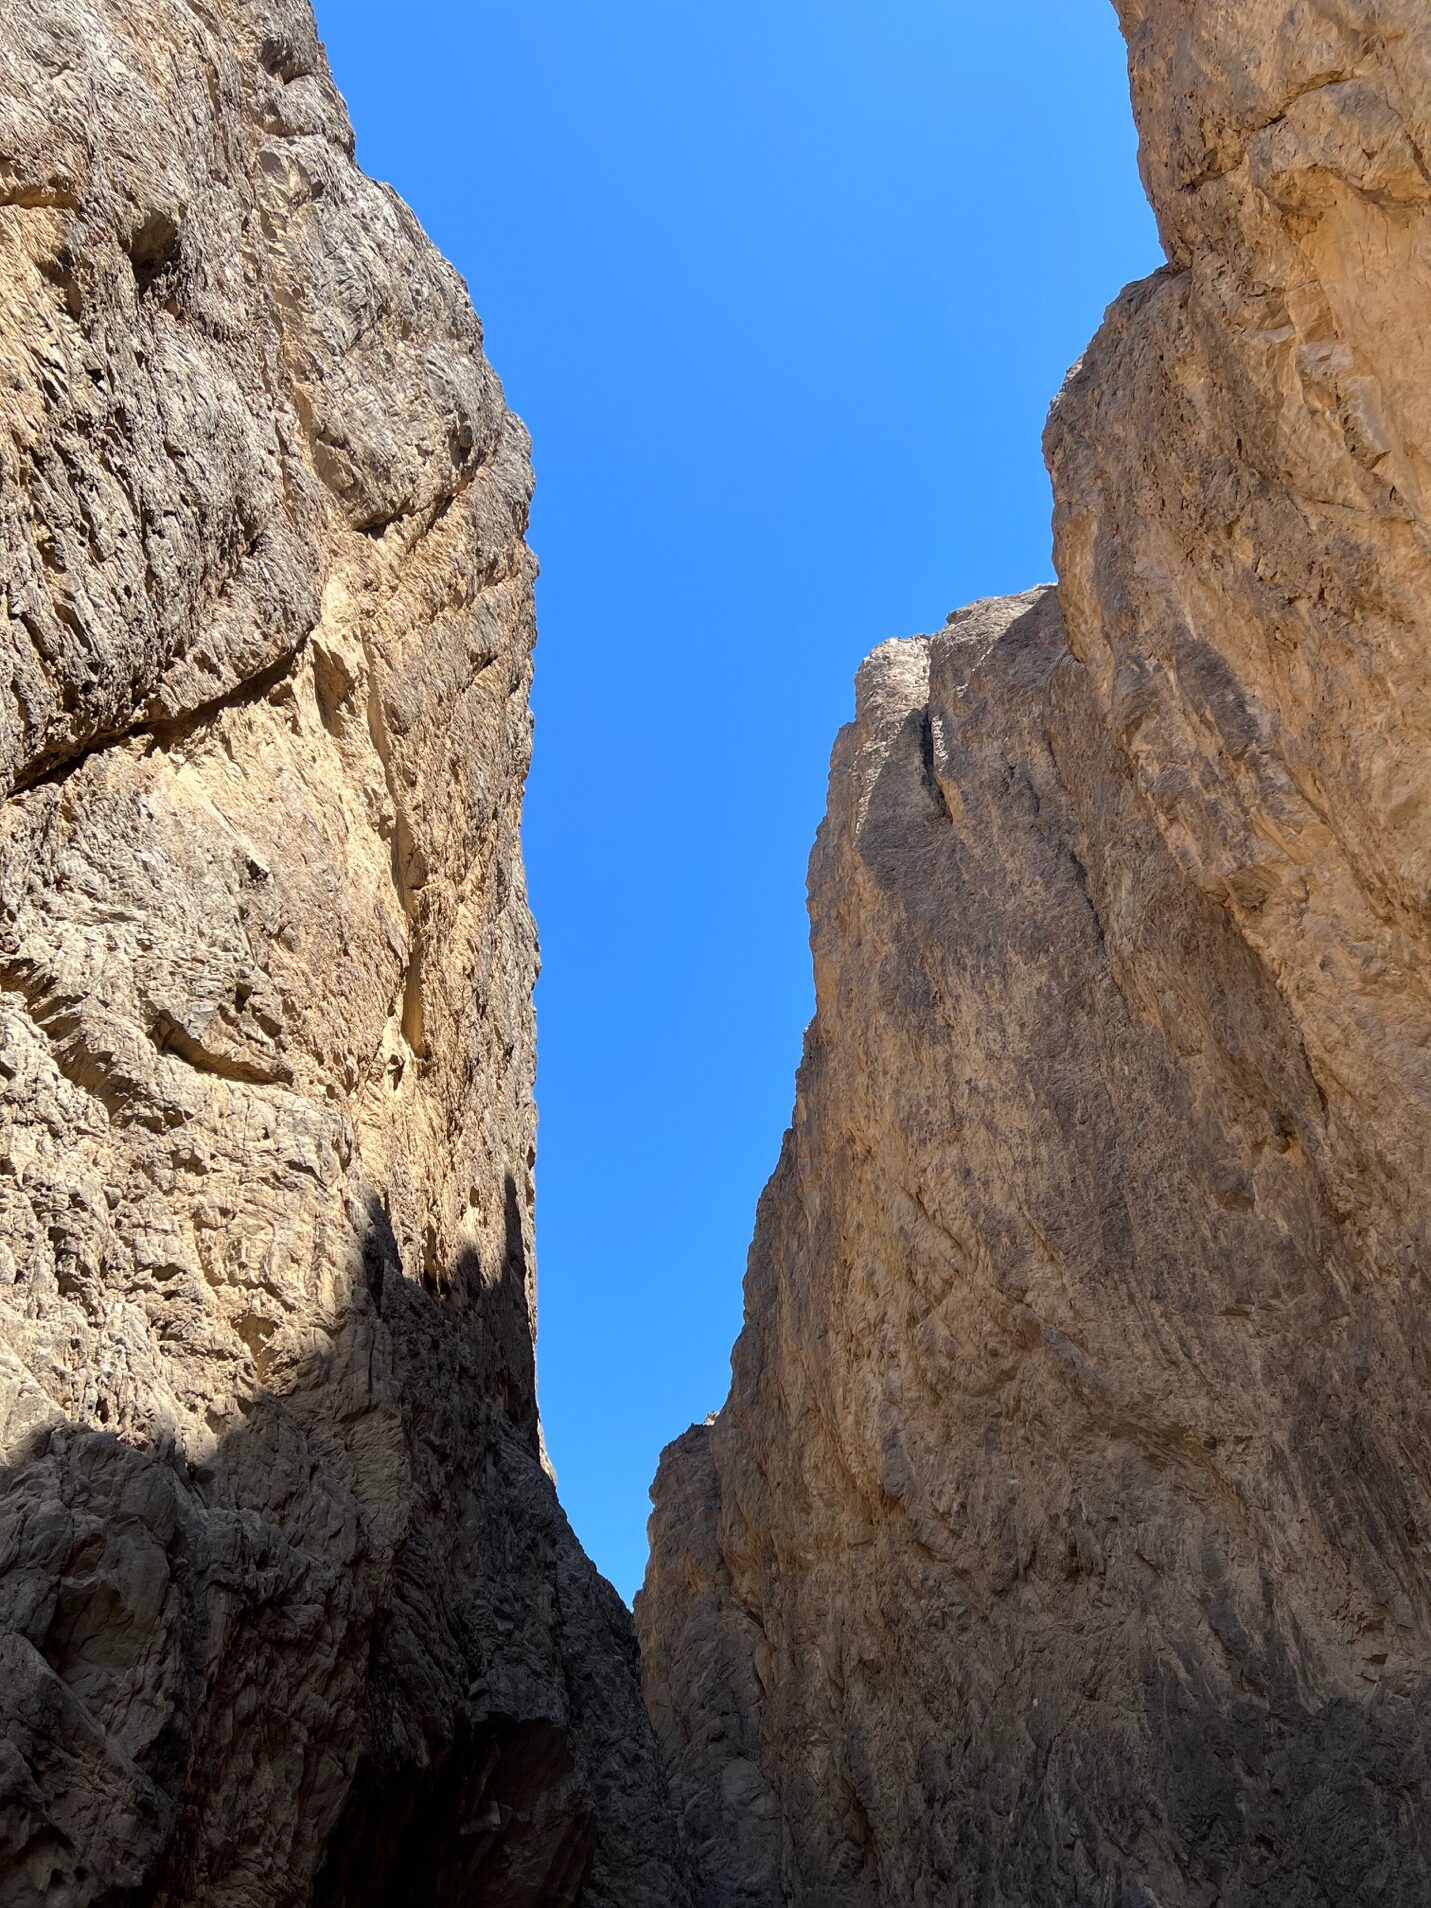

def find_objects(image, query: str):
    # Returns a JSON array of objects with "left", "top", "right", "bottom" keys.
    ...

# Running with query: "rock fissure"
[{"left": 8, "top": 627, "right": 316, "bottom": 802}]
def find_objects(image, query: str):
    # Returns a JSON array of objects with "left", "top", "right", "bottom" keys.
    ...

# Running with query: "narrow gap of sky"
[{"left": 319, "top": 1, "right": 1162, "bottom": 1603}]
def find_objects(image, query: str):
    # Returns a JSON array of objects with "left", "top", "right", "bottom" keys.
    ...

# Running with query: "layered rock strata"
[
  {"left": 0, "top": 3, "right": 687, "bottom": 1903},
  {"left": 640, "top": 4, "right": 1431, "bottom": 1903}
]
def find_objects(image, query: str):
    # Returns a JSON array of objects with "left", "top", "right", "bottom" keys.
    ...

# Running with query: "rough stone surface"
[
  {"left": 639, "top": 1425, "right": 781, "bottom": 1908},
  {"left": 0, "top": 3, "right": 688, "bottom": 1903},
  {"left": 639, "top": 5, "right": 1431, "bottom": 1904}
]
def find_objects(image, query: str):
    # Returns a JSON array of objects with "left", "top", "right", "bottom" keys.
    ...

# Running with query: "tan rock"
[
  {"left": 639, "top": 4, "right": 1431, "bottom": 1903},
  {"left": 0, "top": 2, "right": 688, "bottom": 1902}
]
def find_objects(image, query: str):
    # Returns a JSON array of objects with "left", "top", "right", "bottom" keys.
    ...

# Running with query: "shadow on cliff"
[{"left": 0, "top": 1174, "right": 668, "bottom": 1908}]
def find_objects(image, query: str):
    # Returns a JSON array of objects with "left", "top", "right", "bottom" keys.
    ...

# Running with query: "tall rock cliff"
[
  {"left": 639, "top": 4, "right": 1431, "bottom": 1904},
  {"left": 0, "top": 3, "right": 688, "bottom": 1903}
]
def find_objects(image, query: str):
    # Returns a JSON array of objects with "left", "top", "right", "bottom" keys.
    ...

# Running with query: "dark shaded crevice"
[
  {"left": 1056, "top": 826, "right": 1108, "bottom": 955},
  {"left": 916, "top": 707, "right": 952, "bottom": 821},
  {"left": 312, "top": 1714, "right": 596, "bottom": 1908},
  {"left": 124, "top": 211, "right": 182, "bottom": 297},
  {"left": 6, "top": 631, "right": 312, "bottom": 804}
]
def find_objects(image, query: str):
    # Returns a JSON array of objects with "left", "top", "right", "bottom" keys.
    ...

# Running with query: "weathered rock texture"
[
  {"left": 0, "top": 3, "right": 688, "bottom": 1903},
  {"left": 640, "top": 4, "right": 1431, "bottom": 1904}
]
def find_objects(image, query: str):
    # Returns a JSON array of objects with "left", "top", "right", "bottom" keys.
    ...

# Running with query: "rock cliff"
[
  {"left": 639, "top": 4, "right": 1431, "bottom": 1904},
  {"left": 0, "top": 2, "right": 687, "bottom": 1903}
]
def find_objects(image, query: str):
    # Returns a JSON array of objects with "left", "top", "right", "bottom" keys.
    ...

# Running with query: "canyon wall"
[
  {"left": 639, "top": 4, "right": 1431, "bottom": 1904},
  {"left": 0, "top": 3, "right": 687, "bottom": 1903}
]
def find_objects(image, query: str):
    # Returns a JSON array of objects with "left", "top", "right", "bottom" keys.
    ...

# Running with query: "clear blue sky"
[{"left": 319, "top": 2, "right": 1162, "bottom": 1603}]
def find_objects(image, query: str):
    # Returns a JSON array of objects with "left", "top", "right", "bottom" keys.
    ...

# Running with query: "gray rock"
[{"left": 638, "top": 1425, "right": 782, "bottom": 1908}]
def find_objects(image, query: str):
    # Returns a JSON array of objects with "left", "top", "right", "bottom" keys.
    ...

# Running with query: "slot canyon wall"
[
  {"left": 0, "top": 2, "right": 689, "bottom": 1903},
  {"left": 639, "top": 4, "right": 1431, "bottom": 1905}
]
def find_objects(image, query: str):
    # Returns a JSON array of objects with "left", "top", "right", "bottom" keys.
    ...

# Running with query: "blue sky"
[{"left": 319, "top": 2, "right": 1162, "bottom": 1602}]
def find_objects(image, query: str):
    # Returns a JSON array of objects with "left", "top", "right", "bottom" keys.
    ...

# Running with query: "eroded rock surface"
[
  {"left": 0, "top": 3, "right": 687, "bottom": 1903},
  {"left": 639, "top": 4, "right": 1431, "bottom": 1903}
]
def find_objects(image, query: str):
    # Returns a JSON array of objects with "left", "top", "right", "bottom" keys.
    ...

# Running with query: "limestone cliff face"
[
  {"left": 0, "top": 3, "right": 688, "bottom": 1903},
  {"left": 639, "top": 5, "right": 1431, "bottom": 1904}
]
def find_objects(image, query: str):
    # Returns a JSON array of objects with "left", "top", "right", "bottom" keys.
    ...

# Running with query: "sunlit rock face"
[
  {"left": 0, "top": 2, "right": 689, "bottom": 1902},
  {"left": 639, "top": 4, "right": 1431, "bottom": 1903}
]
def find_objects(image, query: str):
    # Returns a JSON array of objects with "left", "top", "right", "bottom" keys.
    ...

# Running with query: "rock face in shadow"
[
  {"left": 0, "top": 3, "right": 688, "bottom": 1903},
  {"left": 638, "top": 5, "right": 1431, "bottom": 1904},
  {"left": 639, "top": 1425, "right": 781, "bottom": 1908}
]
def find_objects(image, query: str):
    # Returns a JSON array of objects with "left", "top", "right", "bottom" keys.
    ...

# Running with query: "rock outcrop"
[
  {"left": 639, "top": 4, "right": 1431, "bottom": 1904},
  {"left": 0, "top": 3, "right": 687, "bottom": 1903}
]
